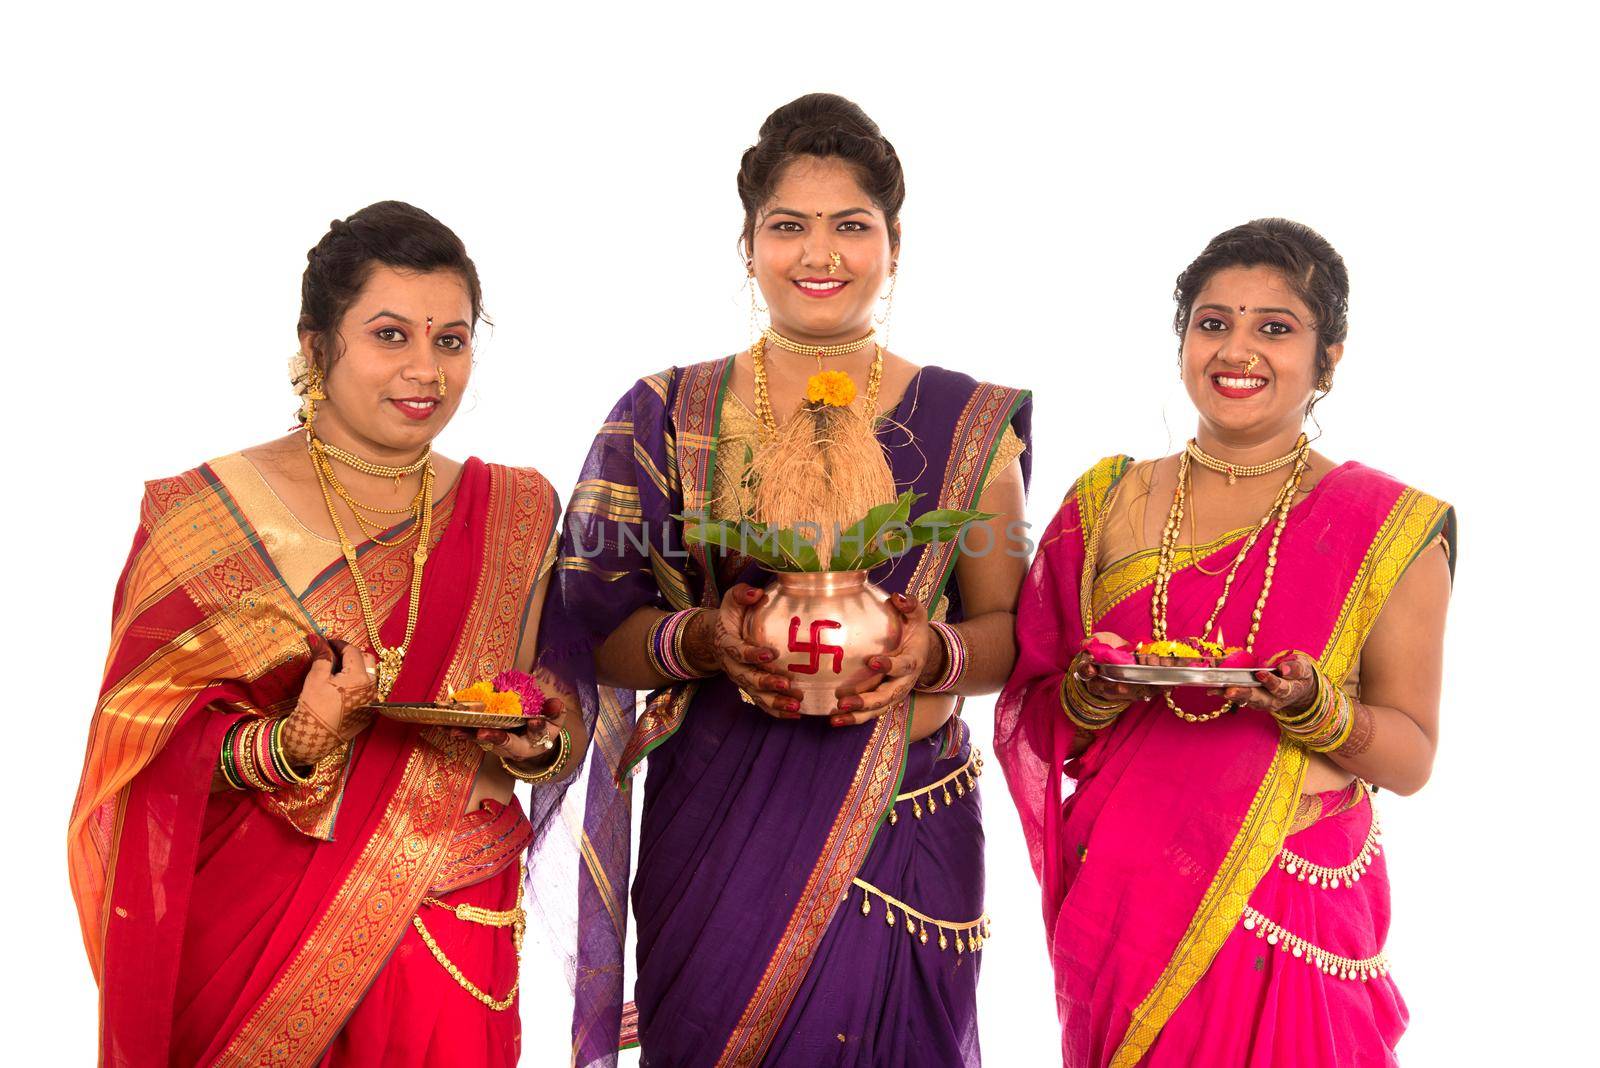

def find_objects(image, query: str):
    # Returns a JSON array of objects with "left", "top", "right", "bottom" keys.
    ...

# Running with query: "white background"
[{"left": 4, "top": 3, "right": 1593, "bottom": 1064}]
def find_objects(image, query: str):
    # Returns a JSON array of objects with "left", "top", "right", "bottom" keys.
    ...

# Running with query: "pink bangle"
[
  {"left": 919, "top": 621, "right": 966, "bottom": 694},
  {"left": 647, "top": 609, "right": 709, "bottom": 682}
]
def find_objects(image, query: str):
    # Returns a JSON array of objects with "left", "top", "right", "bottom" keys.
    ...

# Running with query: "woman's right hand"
[
  {"left": 1074, "top": 631, "right": 1159, "bottom": 704},
  {"left": 281, "top": 638, "right": 380, "bottom": 765},
  {"left": 680, "top": 583, "right": 800, "bottom": 718}
]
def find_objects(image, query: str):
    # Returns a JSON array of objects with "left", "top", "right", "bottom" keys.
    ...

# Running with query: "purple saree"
[{"left": 543, "top": 358, "right": 1030, "bottom": 1067}]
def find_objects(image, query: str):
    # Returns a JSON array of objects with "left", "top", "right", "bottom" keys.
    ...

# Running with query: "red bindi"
[{"left": 425, "top": 316, "right": 433, "bottom": 337}]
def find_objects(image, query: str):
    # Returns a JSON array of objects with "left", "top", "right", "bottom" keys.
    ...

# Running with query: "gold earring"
[
  {"left": 1318, "top": 371, "right": 1334, "bottom": 392},
  {"left": 300, "top": 362, "right": 326, "bottom": 425},
  {"left": 828, "top": 251, "right": 841, "bottom": 276},
  {"left": 873, "top": 265, "right": 898, "bottom": 328},
  {"left": 437, "top": 367, "right": 447, "bottom": 400},
  {"left": 747, "top": 265, "right": 767, "bottom": 347}
]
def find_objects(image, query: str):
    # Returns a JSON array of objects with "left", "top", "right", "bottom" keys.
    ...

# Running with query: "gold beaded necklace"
[
  {"left": 309, "top": 448, "right": 427, "bottom": 546},
  {"left": 1151, "top": 440, "right": 1309, "bottom": 722},
  {"left": 306, "top": 431, "right": 435, "bottom": 699},
  {"left": 1185, "top": 437, "right": 1304, "bottom": 486},
  {"left": 761, "top": 325, "right": 876, "bottom": 362},
  {"left": 750, "top": 333, "right": 884, "bottom": 435}
]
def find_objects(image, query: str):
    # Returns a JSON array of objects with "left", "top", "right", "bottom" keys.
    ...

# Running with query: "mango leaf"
[
  {"left": 828, "top": 491, "right": 922, "bottom": 570},
  {"left": 683, "top": 517, "right": 790, "bottom": 570},
  {"left": 773, "top": 526, "right": 822, "bottom": 571}
]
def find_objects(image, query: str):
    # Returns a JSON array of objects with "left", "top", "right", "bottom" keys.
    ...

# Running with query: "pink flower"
[
  {"left": 1083, "top": 637, "right": 1136, "bottom": 665},
  {"left": 1220, "top": 649, "right": 1258, "bottom": 669},
  {"left": 492, "top": 670, "right": 547, "bottom": 718}
]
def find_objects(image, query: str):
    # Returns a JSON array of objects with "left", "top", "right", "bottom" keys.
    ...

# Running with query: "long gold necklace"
[
  {"left": 310, "top": 449, "right": 426, "bottom": 546},
  {"left": 1185, "top": 436, "right": 1305, "bottom": 485},
  {"left": 1151, "top": 442, "right": 1309, "bottom": 722},
  {"left": 751, "top": 334, "right": 884, "bottom": 435},
  {"left": 307, "top": 432, "right": 434, "bottom": 698},
  {"left": 761, "top": 326, "right": 876, "bottom": 361}
]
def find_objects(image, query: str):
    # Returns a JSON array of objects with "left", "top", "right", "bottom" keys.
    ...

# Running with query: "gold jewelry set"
[
  {"left": 299, "top": 364, "right": 437, "bottom": 700},
  {"left": 413, "top": 863, "right": 527, "bottom": 1011},
  {"left": 1151, "top": 436, "right": 1309, "bottom": 723},
  {"left": 751, "top": 327, "right": 884, "bottom": 435}
]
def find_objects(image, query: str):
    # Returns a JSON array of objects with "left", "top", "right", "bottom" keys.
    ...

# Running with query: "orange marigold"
[
  {"left": 450, "top": 681, "right": 495, "bottom": 705},
  {"left": 805, "top": 370, "right": 857, "bottom": 407},
  {"left": 481, "top": 690, "right": 524, "bottom": 717}
]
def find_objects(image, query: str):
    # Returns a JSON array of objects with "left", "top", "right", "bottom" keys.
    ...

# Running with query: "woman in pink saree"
[{"left": 996, "top": 219, "right": 1455, "bottom": 1067}]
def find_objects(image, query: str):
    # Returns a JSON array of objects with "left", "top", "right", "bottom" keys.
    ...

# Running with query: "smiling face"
[
  {"left": 747, "top": 157, "right": 896, "bottom": 343},
  {"left": 301, "top": 265, "right": 473, "bottom": 458},
  {"left": 1181, "top": 265, "right": 1342, "bottom": 444}
]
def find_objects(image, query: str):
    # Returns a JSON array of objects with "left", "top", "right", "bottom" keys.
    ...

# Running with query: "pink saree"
[{"left": 995, "top": 457, "right": 1454, "bottom": 1067}]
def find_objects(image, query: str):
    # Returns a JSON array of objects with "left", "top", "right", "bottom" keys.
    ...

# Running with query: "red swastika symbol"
[{"left": 786, "top": 616, "right": 844, "bottom": 675}]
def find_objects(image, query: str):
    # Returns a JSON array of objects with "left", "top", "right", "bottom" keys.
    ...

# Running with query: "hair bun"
[{"left": 737, "top": 93, "right": 905, "bottom": 254}]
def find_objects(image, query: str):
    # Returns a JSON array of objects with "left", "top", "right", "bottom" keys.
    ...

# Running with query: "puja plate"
[
  {"left": 367, "top": 701, "right": 528, "bottom": 730},
  {"left": 1096, "top": 663, "right": 1264, "bottom": 688}
]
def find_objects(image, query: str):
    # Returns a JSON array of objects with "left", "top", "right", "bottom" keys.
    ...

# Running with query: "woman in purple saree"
[{"left": 546, "top": 95, "right": 1030, "bottom": 1067}]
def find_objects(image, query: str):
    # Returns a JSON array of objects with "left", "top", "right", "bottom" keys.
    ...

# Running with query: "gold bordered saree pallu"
[
  {"left": 68, "top": 457, "right": 562, "bottom": 1066},
  {"left": 995, "top": 456, "right": 1454, "bottom": 1067}
]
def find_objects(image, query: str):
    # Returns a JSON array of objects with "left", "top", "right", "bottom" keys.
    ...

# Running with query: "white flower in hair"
[{"left": 288, "top": 351, "right": 312, "bottom": 396}]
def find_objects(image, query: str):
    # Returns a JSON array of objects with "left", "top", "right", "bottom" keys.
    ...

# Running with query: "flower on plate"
[{"left": 493, "top": 670, "right": 547, "bottom": 717}]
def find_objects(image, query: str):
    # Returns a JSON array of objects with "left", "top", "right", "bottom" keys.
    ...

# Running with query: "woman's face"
[
  {"left": 303, "top": 265, "right": 474, "bottom": 457},
  {"left": 749, "top": 156, "right": 895, "bottom": 343},
  {"left": 1180, "top": 265, "right": 1341, "bottom": 443}
]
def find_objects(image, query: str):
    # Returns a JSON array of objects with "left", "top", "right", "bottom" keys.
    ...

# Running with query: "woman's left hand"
[
  {"left": 1219, "top": 652, "right": 1318, "bottom": 713},
  {"left": 475, "top": 668, "right": 579, "bottom": 766},
  {"left": 829, "top": 593, "right": 935, "bottom": 727}
]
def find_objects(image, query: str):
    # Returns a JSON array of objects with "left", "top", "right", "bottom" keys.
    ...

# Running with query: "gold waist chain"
[{"left": 411, "top": 864, "right": 526, "bottom": 1011}]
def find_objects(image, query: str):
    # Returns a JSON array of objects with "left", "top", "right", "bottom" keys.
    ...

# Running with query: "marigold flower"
[
  {"left": 481, "top": 690, "right": 524, "bottom": 717},
  {"left": 805, "top": 370, "right": 857, "bottom": 407},
  {"left": 450, "top": 681, "right": 495, "bottom": 705}
]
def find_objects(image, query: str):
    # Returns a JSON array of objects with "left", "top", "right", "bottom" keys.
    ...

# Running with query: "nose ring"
[{"left": 828, "top": 251, "right": 841, "bottom": 276}]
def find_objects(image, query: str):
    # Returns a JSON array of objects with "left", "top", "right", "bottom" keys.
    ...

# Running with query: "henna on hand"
[
  {"left": 1335, "top": 699, "right": 1377, "bottom": 757},
  {"left": 281, "top": 701, "right": 343, "bottom": 766}
]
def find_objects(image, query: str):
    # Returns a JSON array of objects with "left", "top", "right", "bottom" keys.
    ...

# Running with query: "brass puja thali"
[
  {"left": 1096, "top": 663, "right": 1264, "bottom": 688},
  {"left": 367, "top": 701, "right": 528, "bottom": 730}
]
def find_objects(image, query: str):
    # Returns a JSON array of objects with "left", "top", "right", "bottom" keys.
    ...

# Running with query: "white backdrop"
[{"left": 5, "top": 3, "right": 1594, "bottom": 1064}]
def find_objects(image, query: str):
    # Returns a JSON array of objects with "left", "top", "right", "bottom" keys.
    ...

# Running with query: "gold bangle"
[{"left": 498, "top": 726, "right": 572, "bottom": 784}]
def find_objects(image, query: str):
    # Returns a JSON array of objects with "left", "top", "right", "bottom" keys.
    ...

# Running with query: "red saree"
[
  {"left": 68, "top": 456, "right": 559, "bottom": 1066},
  {"left": 995, "top": 457, "right": 1454, "bottom": 1067}
]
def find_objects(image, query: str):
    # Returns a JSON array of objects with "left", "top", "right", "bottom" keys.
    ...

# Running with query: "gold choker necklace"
[
  {"left": 1185, "top": 436, "right": 1307, "bottom": 486},
  {"left": 761, "top": 326, "right": 876, "bottom": 360},
  {"left": 310, "top": 436, "right": 431, "bottom": 485}
]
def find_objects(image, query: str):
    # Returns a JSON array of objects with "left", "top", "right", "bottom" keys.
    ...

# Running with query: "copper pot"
[{"left": 742, "top": 570, "right": 904, "bottom": 716}]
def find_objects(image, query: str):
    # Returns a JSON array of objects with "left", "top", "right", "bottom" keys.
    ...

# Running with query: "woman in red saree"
[
  {"left": 996, "top": 219, "right": 1455, "bottom": 1067},
  {"left": 68, "top": 201, "right": 587, "bottom": 1066}
]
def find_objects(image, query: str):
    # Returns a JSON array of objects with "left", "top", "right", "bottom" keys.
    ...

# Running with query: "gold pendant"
[{"left": 377, "top": 646, "right": 406, "bottom": 699}]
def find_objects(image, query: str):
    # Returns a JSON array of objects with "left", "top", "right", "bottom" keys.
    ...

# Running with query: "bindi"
[
  {"left": 1238, "top": 305, "right": 1247, "bottom": 313},
  {"left": 425, "top": 316, "right": 433, "bottom": 337}
]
